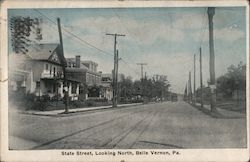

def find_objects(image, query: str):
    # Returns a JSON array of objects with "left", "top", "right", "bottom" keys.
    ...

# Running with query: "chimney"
[{"left": 75, "top": 55, "right": 80, "bottom": 68}]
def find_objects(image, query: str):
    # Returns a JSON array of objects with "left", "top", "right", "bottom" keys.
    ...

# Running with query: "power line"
[
  {"left": 33, "top": 9, "right": 113, "bottom": 57},
  {"left": 112, "top": 9, "right": 145, "bottom": 55},
  {"left": 120, "top": 59, "right": 141, "bottom": 76},
  {"left": 35, "top": 9, "right": 139, "bottom": 78}
]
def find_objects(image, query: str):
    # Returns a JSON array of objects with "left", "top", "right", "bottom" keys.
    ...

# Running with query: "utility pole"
[
  {"left": 184, "top": 82, "right": 188, "bottom": 101},
  {"left": 189, "top": 71, "right": 192, "bottom": 103},
  {"left": 137, "top": 63, "right": 147, "bottom": 81},
  {"left": 199, "top": 47, "right": 203, "bottom": 108},
  {"left": 116, "top": 50, "right": 120, "bottom": 103},
  {"left": 208, "top": 7, "right": 217, "bottom": 113},
  {"left": 186, "top": 81, "right": 189, "bottom": 101},
  {"left": 57, "top": 18, "right": 68, "bottom": 113},
  {"left": 193, "top": 54, "right": 196, "bottom": 105},
  {"left": 106, "top": 33, "right": 125, "bottom": 108},
  {"left": 137, "top": 63, "right": 147, "bottom": 98}
]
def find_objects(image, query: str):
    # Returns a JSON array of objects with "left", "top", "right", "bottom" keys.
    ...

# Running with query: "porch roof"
[{"left": 41, "top": 77, "right": 81, "bottom": 83}]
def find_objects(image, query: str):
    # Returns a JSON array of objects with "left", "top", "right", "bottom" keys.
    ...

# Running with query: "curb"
[{"left": 22, "top": 103, "right": 144, "bottom": 117}]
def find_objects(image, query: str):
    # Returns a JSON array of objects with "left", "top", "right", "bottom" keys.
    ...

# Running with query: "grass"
[{"left": 195, "top": 98, "right": 246, "bottom": 114}]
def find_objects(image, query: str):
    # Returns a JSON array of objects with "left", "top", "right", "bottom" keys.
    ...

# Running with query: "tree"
[
  {"left": 141, "top": 75, "right": 170, "bottom": 100},
  {"left": 133, "top": 80, "right": 142, "bottom": 96},
  {"left": 10, "top": 16, "right": 42, "bottom": 54},
  {"left": 119, "top": 77, "right": 134, "bottom": 101},
  {"left": 216, "top": 62, "right": 246, "bottom": 98},
  {"left": 88, "top": 85, "right": 100, "bottom": 97}
]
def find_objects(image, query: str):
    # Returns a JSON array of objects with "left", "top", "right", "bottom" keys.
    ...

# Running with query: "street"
[{"left": 9, "top": 101, "right": 247, "bottom": 150}]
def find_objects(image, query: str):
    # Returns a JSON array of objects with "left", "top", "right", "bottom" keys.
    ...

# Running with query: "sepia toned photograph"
[{"left": 0, "top": 0, "right": 249, "bottom": 162}]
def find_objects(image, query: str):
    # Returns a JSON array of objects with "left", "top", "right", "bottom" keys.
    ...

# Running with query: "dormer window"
[{"left": 51, "top": 53, "right": 59, "bottom": 62}]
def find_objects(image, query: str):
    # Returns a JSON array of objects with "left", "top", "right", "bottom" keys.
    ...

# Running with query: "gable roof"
[{"left": 27, "top": 44, "right": 59, "bottom": 60}]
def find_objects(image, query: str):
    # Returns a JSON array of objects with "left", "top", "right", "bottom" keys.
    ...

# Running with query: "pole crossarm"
[{"left": 106, "top": 33, "right": 126, "bottom": 37}]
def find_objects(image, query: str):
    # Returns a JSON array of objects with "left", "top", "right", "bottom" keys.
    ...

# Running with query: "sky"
[{"left": 8, "top": 7, "right": 247, "bottom": 94}]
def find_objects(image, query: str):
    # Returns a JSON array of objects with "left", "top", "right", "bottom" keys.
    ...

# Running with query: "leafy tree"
[
  {"left": 133, "top": 80, "right": 142, "bottom": 96},
  {"left": 88, "top": 85, "right": 100, "bottom": 97},
  {"left": 10, "top": 16, "right": 42, "bottom": 54},
  {"left": 119, "top": 77, "right": 134, "bottom": 100},
  {"left": 118, "top": 75, "right": 171, "bottom": 102},
  {"left": 217, "top": 62, "right": 246, "bottom": 97}
]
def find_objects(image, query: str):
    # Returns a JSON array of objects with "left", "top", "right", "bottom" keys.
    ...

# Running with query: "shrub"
[
  {"left": 25, "top": 100, "right": 48, "bottom": 111},
  {"left": 85, "top": 100, "right": 95, "bottom": 107},
  {"left": 23, "top": 94, "right": 48, "bottom": 111},
  {"left": 70, "top": 100, "right": 84, "bottom": 108}
]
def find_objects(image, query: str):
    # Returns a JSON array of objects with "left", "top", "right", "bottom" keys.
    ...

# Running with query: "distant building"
[
  {"left": 66, "top": 56, "right": 102, "bottom": 99},
  {"left": 101, "top": 74, "right": 113, "bottom": 101},
  {"left": 101, "top": 73, "right": 125, "bottom": 82},
  {"left": 100, "top": 73, "right": 125, "bottom": 101},
  {"left": 9, "top": 44, "right": 80, "bottom": 100}
]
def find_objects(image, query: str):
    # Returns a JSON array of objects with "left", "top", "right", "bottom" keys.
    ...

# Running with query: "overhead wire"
[
  {"left": 33, "top": 9, "right": 113, "bottom": 57},
  {"left": 111, "top": 9, "right": 145, "bottom": 77},
  {"left": 111, "top": 9, "right": 145, "bottom": 56},
  {"left": 35, "top": 9, "right": 143, "bottom": 78}
]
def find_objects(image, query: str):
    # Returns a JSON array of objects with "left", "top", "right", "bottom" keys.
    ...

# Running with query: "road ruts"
[{"left": 33, "top": 105, "right": 153, "bottom": 149}]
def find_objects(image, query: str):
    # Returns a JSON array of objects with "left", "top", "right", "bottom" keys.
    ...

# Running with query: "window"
[
  {"left": 53, "top": 67, "right": 56, "bottom": 76},
  {"left": 36, "top": 81, "right": 40, "bottom": 92},
  {"left": 36, "top": 81, "right": 40, "bottom": 87},
  {"left": 45, "top": 63, "right": 49, "bottom": 70},
  {"left": 50, "top": 65, "right": 52, "bottom": 74},
  {"left": 72, "top": 83, "right": 77, "bottom": 93}
]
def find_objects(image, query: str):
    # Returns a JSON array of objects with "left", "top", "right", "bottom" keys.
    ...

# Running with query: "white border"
[{"left": 0, "top": 1, "right": 249, "bottom": 162}]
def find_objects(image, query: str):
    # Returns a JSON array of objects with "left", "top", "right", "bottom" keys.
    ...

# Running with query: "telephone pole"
[
  {"left": 184, "top": 82, "right": 188, "bottom": 101},
  {"left": 57, "top": 18, "right": 69, "bottom": 113},
  {"left": 116, "top": 50, "right": 120, "bottom": 103},
  {"left": 106, "top": 33, "right": 125, "bottom": 108},
  {"left": 193, "top": 54, "right": 196, "bottom": 105},
  {"left": 137, "top": 63, "right": 147, "bottom": 97},
  {"left": 208, "top": 7, "right": 217, "bottom": 113},
  {"left": 189, "top": 71, "right": 192, "bottom": 103},
  {"left": 199, "top": 47, "right": 203, "bottom": 108},
  {"left": 137, "top": 63, "right": 147, "bottom": 80}
]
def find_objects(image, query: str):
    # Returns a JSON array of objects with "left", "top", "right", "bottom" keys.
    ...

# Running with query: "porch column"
[
  {"left": 59, "top": 82, "right": 63, "bottom": 97},
  {"left": 76, "top": 84, "right": 80, "bottom": 95},
  {"left": 69, "top": 82, "right": 72, "bottom": 96}
]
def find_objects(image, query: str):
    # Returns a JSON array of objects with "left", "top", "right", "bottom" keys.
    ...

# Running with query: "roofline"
[{"left": 32, "top": 59, "right": 64, "bottom": 66}]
